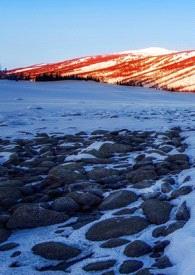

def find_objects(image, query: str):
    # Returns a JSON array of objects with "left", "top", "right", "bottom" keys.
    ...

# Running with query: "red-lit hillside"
[{"left": 7, "top": 47, "right": 195, "bottom": 92}]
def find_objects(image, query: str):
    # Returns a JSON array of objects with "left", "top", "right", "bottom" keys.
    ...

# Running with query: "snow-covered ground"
[
  {"left": 1, "top": 80, "right": 195, "bottom": 139},
  {"left": 1, "top": 80, "right": 195, "bottom": 275}
]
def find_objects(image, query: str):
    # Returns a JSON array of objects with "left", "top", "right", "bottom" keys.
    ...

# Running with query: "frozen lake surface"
[
  {"left": 1, "top": 80, "right": 195, "bottom": 138},
  {"left": 1, "top": 80, "right": 195, "bottom": 274}
]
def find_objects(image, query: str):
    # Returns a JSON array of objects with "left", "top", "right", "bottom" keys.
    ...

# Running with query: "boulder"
[
  {"left": 7, "top": 205, "right": 68, "bottom": 229},
  {"left": 101, "top": 238, "right": 129, "bottom": 248},
  {"left": 0, "top": 228, "right": 11, "bottom": 244},
  {"left": 152, "top": 255, "right": 172, "bottom": 269},
  {"left": 119, "top": 260, "right": 143, "bottom": 274},
  {"left": 142, "top": 199, "right": 172, "bottom": 225},
  {"left": 171, "top": 186, "right": 192, "bottom": 199},
  {"left": 0, "top": 187, "right": 22, "bottom": 207},
  {"left": 0, "top": 242, "right": 19, "bottom": 251},
  {"left": 176, "top": 201, "right": 190, "bottom": 221},
  {"left": 32, "top": 241, "right": 81, "bottom": 260},
  {"left": 87, "top": 168, "right": 119, "bottom": 181},
  {"left": 86, "top": 216, "right": 148, "bottom": 241},
  {"left": 83, "top": 260, "right": 116, "bottom": 271},
  {"left": 124, "top": 240, "right": 151, "bottom": 257},
  {"left": 48, "top": 165, "right": 85, "bottom": 183},
  {"left": 99, "top": 190, "right": 138, "bottom": 210},
  {"left": 68, "top": 192, "right": 102, "bottom": 210},
  {"left": 127, "top": 168, "right": 157, "bottom": 184},
  {"left": 51, "top": 196, "right": 79, "bottom": 213}
]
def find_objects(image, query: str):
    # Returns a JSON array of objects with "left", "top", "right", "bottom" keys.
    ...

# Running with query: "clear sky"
[{"left": 0, "top": 0, "right": 194, "bottom": 68}]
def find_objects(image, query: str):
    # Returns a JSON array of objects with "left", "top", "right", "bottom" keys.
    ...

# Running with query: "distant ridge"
[{"left": 6, "top": 47, "right": 195, "bottom": 92}]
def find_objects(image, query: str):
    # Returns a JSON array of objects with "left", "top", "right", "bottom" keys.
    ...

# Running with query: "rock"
[
  {"left": 11, "top": 251, "right": 21, "bottom": 258},
  {"left": 0, "top": 242, "right": 19, "bottom": 251},
  {"left": 32, "top": 241, "right": 81, "bottom": 260},
  {"left": 102, "top": 271, "right": 115, "bottom": 275},
  {"left": 152, "top": 240, "right": 170, "bottom": 253},
  {"left": 124, "top": 240, "right": 152, "bottom": 257},
  {"left": 153, "top": 255, "right": 172, "bottom": 269},
  {"left": 161, "top": 182, "right": 172, "bottom": 193},
  {"left": 152, "top": 221, "right": 186, "bottom": 238},
  {"left": 135, "top": 269, "right": 153, "bottom": 275},
  {"left": 176, "top": 201, "right": 190, "bottom": 221},
  {"left": 101, "top": 238, "right": 129, "bottom": 248},
  {"left": 86, "top": 216, "right": 148, "bottom": 241},
  {"left": 113, "top": 207, "right": 137, "bottom": 216},
  {"left": 99, "top": 190, "right": 138, "bottom": 210},
  {"left": 119, "top": 260, "right": 143, "bottom": 274},
  {"left": 152, "top": 226, "right": 166, "bottom": 238},
  {"left": 51, "top": 196, "right": 80, "bottom": 213},
  {"left": 48, "top": 165, "right": 85, "bottom": 183},
  {"left": 7, "top": 205, "right": 68, "bottom": 229},
  {"left": 165, "top": 154, "right": 190, "bottom": 171},
  {"left": 87, "top": 168, "right": 118, "bottom": 180},
  {"left": 164, "top": 221, "right": 186, "bottom": 236},
  {"left": 68, "top": 191, "right": 102, "bottom": 210},
  {"left": 0, "top": 187, "right": 22, "bottom": 207},
  {"left": 127, "top": 168, "right": 157, "bottom": 184},
  {"left": 160, "top": 145, "right": 173, "bottom": 153},
  {"left": 90, "top": 142, "right": 132, "bottom": 158},
  {"left": 167, "top": 154, "right": 189, "bottom": 162},
  {"left": 40, "top": 161, "right": 55, "bottom": 168},
  {"left": 142, "top": 199, "right": 172, "bottom": 225},
  {"left": 0, "top": 228, "right": 11, "bottom": 244},
  {"left": 171, "top": 186, "right": 193, "bottom": 199},
  {"left": 83, "top": 260, "right": 116, "bottom": 271},
  {"left": 0, "top": 214, "right": 10, "bottom": 224},
  {"left": 141, "top": 192, "right": 160, "bottom": 200},
  {"left": 133, "top": 181, "right": 154, "bottom": 189}
]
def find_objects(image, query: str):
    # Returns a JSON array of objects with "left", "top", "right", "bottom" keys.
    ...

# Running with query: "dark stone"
[
  {"left": 171, "top": 186, "right": 193, "bottom": 199},
  {"left": 119, "top": 260, "right": 143, "bottom": 273},
  {"left": 0, "top": 228, "right": 11, "bottom": 244},
  {"left": 0, "top": 242, "right": 19, "bottom": 251},
  {"left": 142, "top": 199, "right": 172, "bottom": 225},
  {"left": 99, "top": 190, "right": 137, "bottom": 210},
  {"left": 11, "top": 251, "right": 21, "bottom": 257},
  {"left": 161, "top": 182, "right": 172, "bottom": 193},
  {"left": 135, "top": 269, "right": 153, "bottom": 275},
  {"left": 124, "top": 240, "right": 151, "bottom": 257},
  {"left": 51, "top": 196, "right": 80, "bottom": 213},
  {"left": 113, "top": 207, "right": 137, "bottom": 216},
  {"left": 176, "top": 201, "right": 190, "bottom": 221},
  {"left": 152, "top": 221, "right": 186, "bottom": 238},
  {"left": 127, "top": 168, "right": 157, "bottom": 184},
  {"left": 101, "top": 238, "right": 129, "bottom": 248},
  {"left": 152, "top": 240, "right": 170, "bottom": 253},
  {"left": 68, "top": 191, "right": 102, "bottom": 210},
  {"left": 48, "top": 165, "right": 85, "bottom": 183},
  {"left": 87, "top": 168, "right": 119, "bottom": 180},
  {"left": 32, "top": 241, "right": 81, "bottom": 260},
  {"left": 86, "top": 216, "right": 148, "bottom": 241},
  {"left": 0, "top": 187, "right": 22, "bottom": 207},
  {"left": 101, "top": 271, "right": 115, "bottom": 275},
  {"left": 7, "top": 205, "right": 68, "bottom": 229},
  {"left": 153, "top": 255, "right": 172, "bottom": 269},
  {"left": 152, "top": 226, "right": 167, "bottom": 238},
  {"left": 83, "top": 260, "right": 116, "bottom": 271}
]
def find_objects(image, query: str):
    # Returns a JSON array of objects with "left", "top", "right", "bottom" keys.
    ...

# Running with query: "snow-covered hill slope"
[{"left": 7, "top": 47, "right": 195, "bottom": 92}]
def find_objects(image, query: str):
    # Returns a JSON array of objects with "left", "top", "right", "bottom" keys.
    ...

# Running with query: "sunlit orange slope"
[{"left": 7, "top": 47, "right": 195, "bottom": 92}]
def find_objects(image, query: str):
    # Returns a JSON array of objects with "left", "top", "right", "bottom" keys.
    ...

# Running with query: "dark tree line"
[
  {"left": 4, "top": 72, "right": 100, "bottom": 83},
  {"left": 35, "top": 73, "right": 100, "bottom": 82}
]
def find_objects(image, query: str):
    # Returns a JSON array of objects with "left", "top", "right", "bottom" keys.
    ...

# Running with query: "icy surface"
[
  {"left": 1, "top": 80, "right": 195, "bottom": 139},
  {"left": 1, "top": 80, "right": 195, "bottom": 274}
]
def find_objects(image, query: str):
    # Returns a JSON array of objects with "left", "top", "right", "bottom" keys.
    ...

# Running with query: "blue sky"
[{"left": 0, "top": 0, "right": 194, "bottom": 68}]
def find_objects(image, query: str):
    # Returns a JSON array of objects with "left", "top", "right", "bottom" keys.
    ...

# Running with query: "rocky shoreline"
[{"left": 0, "top": 127, "right": 193, "bottom": 274}]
